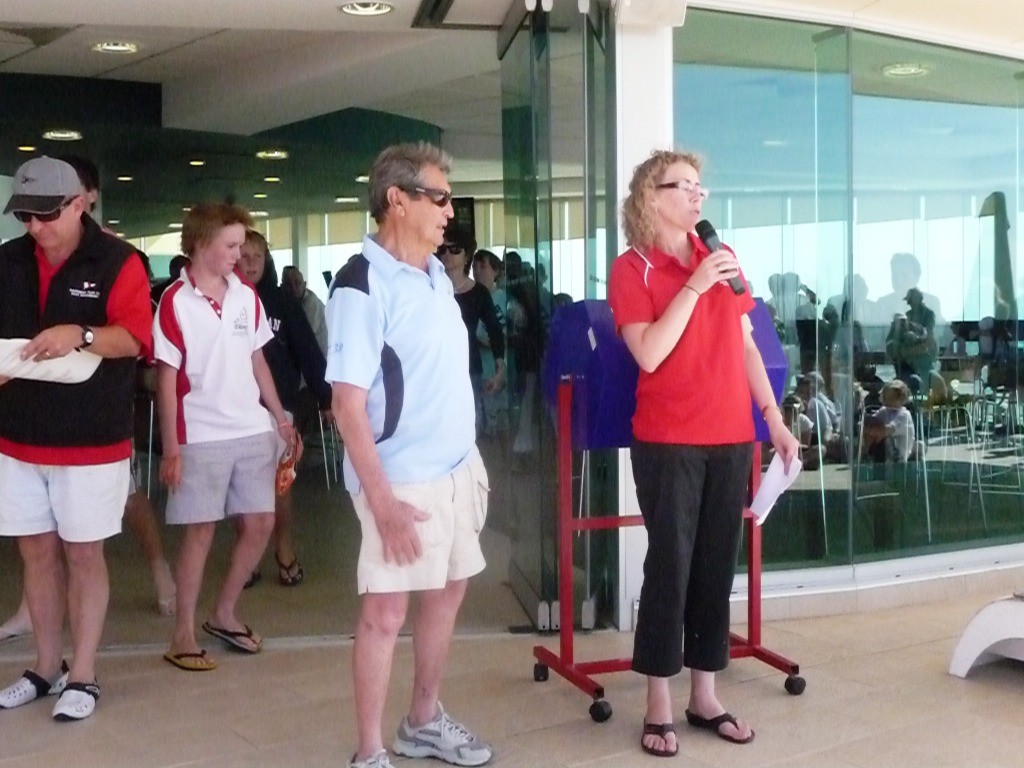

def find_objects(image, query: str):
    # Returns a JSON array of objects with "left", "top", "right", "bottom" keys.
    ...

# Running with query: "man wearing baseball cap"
[{"left": 0, "top": 156, "right": 153, "bottom": 721}]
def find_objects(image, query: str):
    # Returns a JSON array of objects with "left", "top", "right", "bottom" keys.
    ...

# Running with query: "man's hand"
[
  {"left": 373, "top": 497, "right": 431, "bottom": 565},
  {"left": 21, "top": 325, "right": 81, "bottom": 362}
]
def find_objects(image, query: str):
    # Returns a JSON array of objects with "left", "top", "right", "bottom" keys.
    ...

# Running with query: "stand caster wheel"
[
  {"left": 589, "top": 700, "right": 612, "bottom": 722},
  {"left": 533, "top": 663, "right": 549, "bottom": 682},
  {"left": 785, "top": 675, "right": 806, "bottom": 695}
]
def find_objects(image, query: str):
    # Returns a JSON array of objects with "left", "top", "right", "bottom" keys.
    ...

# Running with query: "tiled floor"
[{"left": 2, "top": 590, "right": 1024, "bottom": 767}]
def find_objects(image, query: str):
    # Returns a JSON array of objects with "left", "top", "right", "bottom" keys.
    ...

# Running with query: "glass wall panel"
[
  {"left": 675, "top": 9, "right": 1024, "bottom": 571},
  {"left": 851, "top": 31, "right": 1024, "bottom": 559},
  {"left": 674, "top": 11, "right": 852, "bottom": 570}
]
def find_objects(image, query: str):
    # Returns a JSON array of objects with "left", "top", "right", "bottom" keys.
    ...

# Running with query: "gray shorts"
[{"left": 165, "top": 432, "right": 277, "bottom": 525}]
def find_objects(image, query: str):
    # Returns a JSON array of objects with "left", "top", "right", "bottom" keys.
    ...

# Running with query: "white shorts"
[
  {"left": 0, "top": 454, "right": 129, "bottom": 543},
  {"left": 351, "top": 447, "right": 489, "bottom": 594}
]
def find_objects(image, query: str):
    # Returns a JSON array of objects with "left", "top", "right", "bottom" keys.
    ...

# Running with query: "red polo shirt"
[{"left": 607, "top": 233, "right": 756, "bottom": 445}]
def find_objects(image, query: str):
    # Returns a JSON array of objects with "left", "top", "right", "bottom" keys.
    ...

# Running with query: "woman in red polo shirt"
[{"left": 608, "top": 150, "right": 799, "bottom": 758}]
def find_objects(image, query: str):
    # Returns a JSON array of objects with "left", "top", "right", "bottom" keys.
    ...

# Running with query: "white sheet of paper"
[
  {"left": 0, "top": 339, "right": 102, "bottom": 384},
  {"left": 749, "top": 453, "right": 802, "bottom": 526}
]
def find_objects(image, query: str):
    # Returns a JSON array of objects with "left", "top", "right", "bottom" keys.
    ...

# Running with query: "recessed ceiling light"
[
  {"left": 253, "top": 193, "right": 268, "bottom": 199},
  {"left": 169, "top": 223, "right": 183, "bottom": 229},
  {"left": 339, "top": 2, "right": 393, "bottom": 17},
  {"left": 883, "top": 62, "right": 929, "bottom": 78},
  {"left": 189, "top": 159, "right": 205, "bottom": 167},
  {"left": 335, "top": 196, "right": 360, "bottom": 204},
  {"left": 251, "top": 210, "right": 269, "bottom": 218},
  {"left": 116, "top": 175, "right": 133, "bottom": 182},
  {"left": 107, "top": 219, "right": 121, "bottom": 225},
  {"left": 182, "top": 207, "right": 192, "bottom": 212},
  {"left": 263, "top": 176, "right": 281, "bottom": 183},
  {"left": 355, "top": 175, "right": 369, "bottom": 183},
  {"left": 255, "top": 149, "right": 288, "bottom": 160},
  {"left": 42, "top": 129, "right": 82, "bottom": 141},
  {"left": 17, "top": 145, "right": 36, "bottom": 152},
  {"left": 115, "top": 231, "right": 125, "bottom": 238},
  {"left": 762, "top": 139, "right": 788, "bottom": 148},
  {"left": 91, "top": 41, "right": 138, "bottom": 54}
]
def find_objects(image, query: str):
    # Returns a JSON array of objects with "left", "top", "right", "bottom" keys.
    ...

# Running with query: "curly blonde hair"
[{"left": 621, "top": 150, "right": 703, "bottom": 249}]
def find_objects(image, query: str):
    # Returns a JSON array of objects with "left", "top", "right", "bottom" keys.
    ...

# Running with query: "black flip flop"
[
  {"left": 641, "top": 722, "right": 678, "bottom": 757},
  {"left": 684, "top": 709, "right": 755, "bottom": 744},
  {"left": 201, "top": 621, "right": 262, "bottom": 653}
]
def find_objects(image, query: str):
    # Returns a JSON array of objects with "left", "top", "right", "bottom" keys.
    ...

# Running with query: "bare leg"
[
  {"left": 62, "top": 540, "right": 109, "bottom": 684},
  {"left": 408, "top": 579, "right": 466, "bottom": 726},
  {"left": 352, "top": 591, "right": 408, "bottom": 761},
  {"left": 0, "top": 593, "right": 33, "bottom": 641},
  {"left": 688, "top": 669, "right": 753, "bottom": 741},
  {"left": 168, "top": 522, "right": 215, "bottom": 657},
  {"left": 18, "top": 533, "right": 65, "bottom": 679},
  {"left": 123, "top": 491, "right": 176, "bottom": 615},
  {"left": 208, "top": 511, "right": 274, "bottom": 648},
  {"left": 272, "top": 491, "right": 301, "bottom": 583},
  {"left": 642, "top": 676, "right": 677, "bottom": 754}
]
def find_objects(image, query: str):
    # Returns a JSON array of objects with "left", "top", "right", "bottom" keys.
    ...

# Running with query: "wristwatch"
[{"left": 79, "top": 325, "right": 95, "bottom": 349}]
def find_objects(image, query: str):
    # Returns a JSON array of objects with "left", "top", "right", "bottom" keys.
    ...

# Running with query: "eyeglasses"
[
  {"left": 437, "top": 243, "right": 464, "bottom": 256},
  {"left": 406, "top": 185, "right": 453, "bottom": 208},
  {"left": 655, "top": 180, "right": 709, "bottom": 200},
  {"left": 13, "top": 197, "right": 78, "bottom": 224}
]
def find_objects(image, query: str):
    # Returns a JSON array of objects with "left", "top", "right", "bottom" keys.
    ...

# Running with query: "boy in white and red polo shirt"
[{"left": 153, "top": 202, "right": 295, "bottom": 672}]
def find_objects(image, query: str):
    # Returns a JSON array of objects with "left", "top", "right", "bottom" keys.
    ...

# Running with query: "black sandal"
[
  {"left": 243, "top": 569, "right": 261, "bottom": 589},
  {"left": 276, "top": 555, "right": 304, "bottom": 587}
]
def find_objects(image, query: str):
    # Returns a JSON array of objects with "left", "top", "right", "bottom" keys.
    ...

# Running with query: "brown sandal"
[{"left": 641, "top": 721, "right": 678, "bottom": 757}]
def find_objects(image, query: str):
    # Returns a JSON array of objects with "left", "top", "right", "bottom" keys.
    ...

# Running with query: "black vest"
[{"left": 0, "top": 215, "right": 140, "bottom": 448}]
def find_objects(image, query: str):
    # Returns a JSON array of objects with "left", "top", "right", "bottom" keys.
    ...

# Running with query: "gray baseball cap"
[{"left": 3, "top": 156, "right": 81, "bottom": 216}]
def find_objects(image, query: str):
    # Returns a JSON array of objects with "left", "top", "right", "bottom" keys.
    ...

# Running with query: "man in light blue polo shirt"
[{"left": 327, "top": 142, "right": 493, "bottom": 768}]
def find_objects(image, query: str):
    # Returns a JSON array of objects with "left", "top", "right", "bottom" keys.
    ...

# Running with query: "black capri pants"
[{"left": 630, "top": 439, "right": 753, "bottom": 677}]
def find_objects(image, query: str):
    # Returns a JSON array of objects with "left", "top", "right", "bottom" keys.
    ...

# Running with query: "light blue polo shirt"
[{"left": 325, "top": 234, "right": 475, "bottom": 494}]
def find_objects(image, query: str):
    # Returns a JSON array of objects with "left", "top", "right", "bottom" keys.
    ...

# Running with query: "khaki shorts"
[
  {"left": 0, "top": 455, "right": 129, "bottom": 543},
  {"left": 351, "top": 447, "right": 489, "bottom": 594}
]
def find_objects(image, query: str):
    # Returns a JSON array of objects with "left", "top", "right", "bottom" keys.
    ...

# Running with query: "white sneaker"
[
  {"left": 393, "top": 704, "right": 493, "bottom": 766},
  {"left": 0, "top": 661, "right": 68, "bottom": 709},
  {"left": 346, "top": 749, "right": 393, "bottom": 768},
  {"left": 52, "top": 681, "right": 100, "bottom": 722}
]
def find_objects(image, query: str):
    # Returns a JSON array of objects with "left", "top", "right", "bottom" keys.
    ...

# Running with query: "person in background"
[
  {"left": 282, "top": 265, "right": 329, "bottom": 355},
  {"left": 607, "top": 149, "right": 799, "bottom": 757},
  {"left": 151, "top": 254, "right": 190, "bottom": 307},
  {"left": 327, "top": 142, "right": 493, "bottom": 768},
  {"left": 239, "top": 230, "right": 330, "bottom": 586},
  {"left": 0, "top": 156, "right": 153, "bottom": 721},
  {"left": 437, "top": 229, "right": 505, "bottom": 437},
  {"left": 472, "top": 249, "right": 509, "bottom": 437},
  {"left": 154, "top": 202, "right": 295, "bottom": 671}
]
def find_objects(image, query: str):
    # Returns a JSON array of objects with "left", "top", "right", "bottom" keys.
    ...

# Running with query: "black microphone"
[{"left": 695, "top": 219, "right": 746, "bottom": 296}]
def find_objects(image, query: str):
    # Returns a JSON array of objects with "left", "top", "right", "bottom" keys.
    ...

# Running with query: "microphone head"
[{"left": 695, "top": 219, "right": 722, "bottom": 252}]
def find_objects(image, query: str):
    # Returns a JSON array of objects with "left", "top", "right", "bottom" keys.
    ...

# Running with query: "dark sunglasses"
[
  {"left": 437, "top": 243, "right": 464, "bottom": 256},
  {"left": 406, "top": 185, "right": 452, "bottom": 208},
  {"left": 13, "top": 197, "right": 77, "bottom": 224}
]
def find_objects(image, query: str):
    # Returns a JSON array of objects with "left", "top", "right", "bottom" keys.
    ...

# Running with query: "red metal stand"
[{"left": 532, "top": 378, "right": 804, "bottom": 722}]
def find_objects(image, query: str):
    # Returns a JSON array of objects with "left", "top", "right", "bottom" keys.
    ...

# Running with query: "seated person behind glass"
[
  {"left": 862, "top": 379, "right": 915, "bottom": 463},
  {"left": 782, "top": 393, "right": 813, "bottom": 446}
]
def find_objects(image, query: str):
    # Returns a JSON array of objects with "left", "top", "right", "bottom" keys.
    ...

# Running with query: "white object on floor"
[{"left": 948, "top": 594, "right": 1024, "bottom": 678}]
